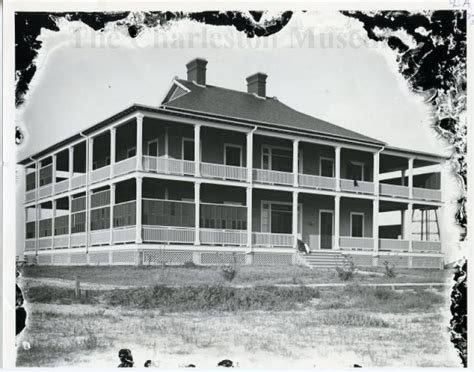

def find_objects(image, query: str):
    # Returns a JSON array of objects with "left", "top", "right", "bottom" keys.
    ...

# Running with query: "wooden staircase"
[{"left": 299, "top": 250, "right": 344, "bottom": 269}]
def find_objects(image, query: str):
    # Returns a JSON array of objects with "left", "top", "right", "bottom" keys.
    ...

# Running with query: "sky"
[
  {"left": 15, "top": 11, "right": 463, "bottom": 260},
  {"left": 16, "top": 11, "right": 451, "bottom": 161}
]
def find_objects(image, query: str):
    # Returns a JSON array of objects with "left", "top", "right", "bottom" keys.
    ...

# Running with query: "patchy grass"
[{"left": 21, "top": 265, "right": 452, "bottom": 288}]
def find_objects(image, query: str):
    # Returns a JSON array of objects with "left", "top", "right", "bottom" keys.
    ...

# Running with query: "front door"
[{"left": 320, "top": 211, "right": 333, "bottom": 249}]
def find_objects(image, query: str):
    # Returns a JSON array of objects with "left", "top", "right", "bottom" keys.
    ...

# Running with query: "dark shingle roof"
[{"left": 162, "top": 79, "right": 385, "bottom": 146}]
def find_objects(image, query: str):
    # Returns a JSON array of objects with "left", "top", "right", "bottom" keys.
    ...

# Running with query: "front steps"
[{"left": 300, "top": 250, "right": 344, "bottom": 269}]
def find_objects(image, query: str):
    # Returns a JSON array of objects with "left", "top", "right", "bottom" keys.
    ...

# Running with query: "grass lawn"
[
  {"left": 21, "top": 264, "right": 453, "bottom": 288},
  {"left": 16, "top": 265, "right": 458, "bottom": 367}
]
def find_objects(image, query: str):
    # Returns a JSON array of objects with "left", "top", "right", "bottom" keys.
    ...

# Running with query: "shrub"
[
  {"left": 183, "top": 261, "right": 197, "bottom": 269},
  {"left": 383, "top": 260, "right": 397, "bottom": 278},
  {"left": 335, "top": 255, "right": 357, "bottom": 281},
  {"left": 220, "top": 265, "right": 237, "bottom": 282}
]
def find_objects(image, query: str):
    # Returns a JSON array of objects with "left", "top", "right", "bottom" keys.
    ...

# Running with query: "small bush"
[
  {"left": 318, "top": 312, "right": 390, "bottom": 328},
  {"left": 383, "top": 260, "right": 397, "bottom": 278},
  {"left": 374, "top": 287, "right": 393, "bottom": 301},
  {"left": 183, "top": 261, "right": 197, "bottom": 269},
  {"left": 220, "top": 265, "right": 237, "bottom": 282},
  {"left": 335, "top": 255, "right": 357, "bottom": 281}
]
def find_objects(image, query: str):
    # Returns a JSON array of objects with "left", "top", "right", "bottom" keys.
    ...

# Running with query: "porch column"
[
  {"left": 52, "top": 154, "right": 57, "bottom": 192},
  {"left": 247, "top": 131, "right": 253, "bottom": 183},
  {"left": 110, "top": 183, "right": 116, "bottom": 245},
  {"left": 110, "top": 127, "right": 116, "bottom": 178},
  {"left": 373, "top": 151, "right": 380, "bottom": 196},
  {"left": 246, "top": 187, "right": 252, "bottom": 250},
  {"left": 88, "top": 137, "right": 94, "bottom": 174},
  {"left": 335, "top": 146, "right": 341, "bottom": 191},
  {"left": 51, "top": 200, "right": 56, "bottom": 249},
  {"left": 334, "top": 195, "right": 340, "bottom": 249},
  {"left": 85, "top": 137, "right": 91, "bottom": 252},
  {"left": 68, "top": 196, "right": 72, "bottom": 249},
  {"left": 68, "top": 147, "right": 74, "bottom": 189},
  {"left": 136, "top": 114, "right": 144, "bottom": 171},
  {"left": 406, "top": 203, "right": 413, "bottom": 251},
  {"left": 194, "top": 124, "right": 201, "bottom": 177},
  {"left": 136, "top": 176, "right": 143, "bottom": 244},
  {"left": 293, "top": 139, "right": 299, "bottom": 187},
  {"left": 292, "top": 191, "right": 299, "bottom": 248},
  {"left": 373, "top": 199, "right": 379, "bottom": 252},
  {"left": 408, "top": 157, "right": 414, "bottom": 199},
  {"left": 194, "top": 182, "right": 201, "bottom": 245},
  {"left": 35, "top": 204, "right": 41, "bottom": 255}
]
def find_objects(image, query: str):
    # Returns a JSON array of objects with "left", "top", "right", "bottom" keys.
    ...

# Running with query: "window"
[
  {"left": 127, "top": 147, "right": 136, "bottom": 158},
  {"left": 261, "top": 146, "right": 292, "bottom": 172},
  {"left": 147, "top": 139, "right": 159, "bottom": 156},
  {"left": 349, "top": 162, "right": 364, "bottom": 181},
  {"left": 320, "top": 158, "right": 334, "bottom": 177},
  {"left": 224, "top": 145, "right": 242, "bottom": 166},
  {"left": 351, "top": 213, "right": 364, "bottom": 237},
  {"left": 183, "top": 139, "right": 194, "bottom": 161}
]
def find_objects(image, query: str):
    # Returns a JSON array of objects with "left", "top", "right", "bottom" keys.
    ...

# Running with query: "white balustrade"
[
  {"left": 38, "top": 237, "right": 53, "bottom": 249},
  {"left": 339, "top": 236, "right": 374, "bottom": 250},
  {"left": 200, "top": 229, "right": 247, "bottom": 245},
  {"left": 142, "top": 225, "right": 195, "bottom": 243},
  {"left": 90, "top": 229, "right": 110, "bottom": 245},
  {"left": 54, "top": 179, "right": 69, "bottom": 195},
  {"left": 90, "top": 165, "right": 110, "bottom": 184},
  {"left": 298, "top": 174, "right": 337, "bottom": 190},
  {"left": 25, "top": 239, "right": 35, "bottom": 251},
  {"left": 253, "top": 169, "right": 293, "bottom": 186},
  {"left": 412, "top": 240, "right": 442, "bottom": 253},
  {"left": 379, "top": 238, "right": 409, "bottom": 252},
  {"left": 413, "top": 187, "right": 442, "bottom": 202},
  {"left": 143, "top": 156, "right": 195, "bottom": 176},
  {"left": 71, "top": 174, "right": 86, "bottom": 189},
  {"left": 340, "top": 179, "right": 374, "bottom": 194},
  {"left": 70, "top": 232, "right": 86, "bottom": 247},
  {"left": 38, "top": 184, "right": 53, "bottom": 199},
  {"left": 112, "top": 227, "right": 136, "bottom": 244},
  {"left": 53, "top": 235, "right": 69, "bottom": 248},
  {"left": 114, "top": 157, "right": 137, "bottom": 177},
  {"left": 379, "top": 183, "right": 410, "bottom": 198},
  {"left": 200, "top": 162, "right": 247, "bottom": 182},
  {"left": 25, "top": 190, "right": 36, "bottom": 203},
  {"left": 252, "top": 232, "right": 294, "bottom": 247}
]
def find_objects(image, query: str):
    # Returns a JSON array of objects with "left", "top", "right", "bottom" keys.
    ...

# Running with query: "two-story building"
[{"left": 19, "top": 58, "right": 445, "bottom": 268}]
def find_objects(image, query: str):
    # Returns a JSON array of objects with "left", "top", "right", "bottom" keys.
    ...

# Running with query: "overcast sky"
[{"left": 16, "top": 11, "right": 451, "bottom": 161}]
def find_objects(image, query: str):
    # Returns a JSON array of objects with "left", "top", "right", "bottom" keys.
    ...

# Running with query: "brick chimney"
[
  {"left": 246, "top": 72, "right": 267, "bottom": 98},
  {"left": 186, "top": 58, "right": 208, "bottom": 85}
]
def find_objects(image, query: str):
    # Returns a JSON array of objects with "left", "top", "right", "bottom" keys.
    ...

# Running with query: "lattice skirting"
[
  {"left": 201, "top": 252, "right": 245, "bottom": 265},
  {"left": 143, "top": 250, "right": 193, "bottom": 265},
  {"left": 412, "top": 256, "right": 442, "bottom": 269},
  {"left": 253, "top": 253, "right": 293, "bottom": 265},
  {"left": 378, "top": 255, "right": 410, "bottom": 268}
]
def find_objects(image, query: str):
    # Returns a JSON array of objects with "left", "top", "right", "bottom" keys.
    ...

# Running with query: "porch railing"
[
  {"left": 25, "top": 239, "right": 35, "bottom": 251},
  {"left": 90, "top": 229, "right": 110, "bottom": 245},
  {"left": 340, "top": 179, "right": 374, "bottom": 194},
  {"left": 53, "top": 235, "right": 69, "bottom": 248},
  {"left": 38, "top": 184, "right": 53, "bottom": 199},
  {"left": 200, "top": 229, "right": 247, "bottom": 246},
  {"left": 70, "top": 232, "right": 86, "bottom": 247},
  {"left": 339, "top": 236, "right": 374, "bottom": 250},
  {"left": 253, "top": 169, "right": 293, "bottom": 186},
  {"left": 114, "top": 157, "right": 137, "bottom": 177},
  {"left": 412, "top": 240, "right": 442, "bottom": 253},
  {"left": 25, "top": 190, "right": 36, "bottom": 203},
  {"left": 38, "top": 237, "right": 52, "bottom": 250},
  {"left": 142, "top": 225, "right": 195, "bottom": 243},
  {"left": 112, "top": 227, "right": 136, "bottom": 244},
  {"left": 200, "top": 162, "right": 247, "bottom": 182},
  {"left": 143, "top": 156, "right": 195, "bottom": 177},
  {"left": 252, "top": 232, "right": 294, "bottom": 247},
  {"left": 413, "top": 187, "right": 442, "bottom": 202},
  {"left": 299, "top": 174, "right": 337, "bottom": 190},
  {"left": 71, "top": 174, "right": 86, "bottom": 190},
  {"left": 54, "top": 179, "right": 69, "bottom": 195},
  {"left": 90, "top": 165, "right": 110, "bottom": 184},
  {"left": 91, "top": 189, "right": 110, "bottom": 209},
  {"left": 379, "top": 238, "right": 409, "bottom": 252},
  {"left": 379, "top": 183, "right": 410, "bottom": 199}
]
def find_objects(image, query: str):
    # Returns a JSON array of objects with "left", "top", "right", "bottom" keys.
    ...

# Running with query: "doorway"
[{"left": 319, "top": 210, "right": 333, "bottom": 249}]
